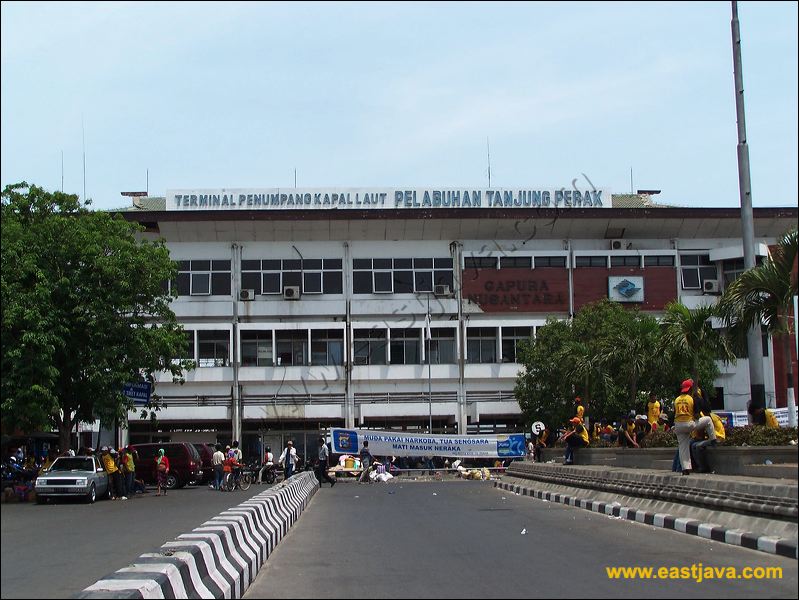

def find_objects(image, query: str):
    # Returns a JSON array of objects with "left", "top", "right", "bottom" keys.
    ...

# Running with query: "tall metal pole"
[
  {"left": 428, "top": 294, "right": 433, "bottom": 434},
  {"left": 731, "top": 1, "right": 767, "bottom": 410}
]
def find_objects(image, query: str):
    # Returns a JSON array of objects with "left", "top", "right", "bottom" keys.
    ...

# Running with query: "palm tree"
[
  {"left": 560, "top": 340, "right": 610, "bottom": 422},
  {"left": 602, "top": 314, "right": 662, "bottom": 408},
  {"left": 660, "top": 301, "right": 736, "bottom": 396},
  {"left": 721, "top": 229, "right": 798, "bottom": 426}
]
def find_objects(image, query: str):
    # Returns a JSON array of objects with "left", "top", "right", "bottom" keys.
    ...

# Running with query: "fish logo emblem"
[{"left": 614, "top": 279, "right": 641, "bottom": 298}]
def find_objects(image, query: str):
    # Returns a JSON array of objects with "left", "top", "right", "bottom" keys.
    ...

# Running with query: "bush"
[
  {"left": 641, "top": 430, "right": 677, "bottom": 448},
  {"left": 721, "top": 426, "right": 798, "bottom": 447}
]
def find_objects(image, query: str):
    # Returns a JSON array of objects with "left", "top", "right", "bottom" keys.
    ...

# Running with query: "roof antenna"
[
  {"left": 60, "top": 150, "right": 64, "bottom": 192},
  {"left": 486, "top": 137, "right": 492, "bottom": 188},
  {"left": 82, "top": 116, "right": 86, "bottom": 201},
  {"left": 294, "top": 168, "right": 297, "bottom": 189},
  {"left": 146, "top": 168, "right": 149, "bottom": 196}
]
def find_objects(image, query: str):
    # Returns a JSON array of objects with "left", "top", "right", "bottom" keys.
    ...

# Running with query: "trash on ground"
[{"left": 521, "top": 528, "right": 527, "bottom": 535}]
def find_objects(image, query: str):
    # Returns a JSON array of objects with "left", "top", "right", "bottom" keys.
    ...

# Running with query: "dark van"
[
  {"left": 129, "top": 442, "right": 202, "bottom": 489},
  {"left": 192, "top": 443, "right": 216, "bottom": 485}
]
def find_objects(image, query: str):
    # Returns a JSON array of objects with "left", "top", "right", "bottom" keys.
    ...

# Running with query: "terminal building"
[{"left": 117, "top": 187, "right": 798, "bottom": 458}]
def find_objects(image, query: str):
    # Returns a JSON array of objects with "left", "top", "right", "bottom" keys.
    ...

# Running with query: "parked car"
[
  {"left": 128, "top": 442, "right": 202, "bottom": 489},
  {"left": 192, "top": 443, "right": 216, "bottom": 484},
  {"left": 35, "top": 456, "right": 110, "bottom": 504}
]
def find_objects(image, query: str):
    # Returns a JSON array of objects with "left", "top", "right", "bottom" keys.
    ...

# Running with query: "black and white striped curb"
[
  {"left": 75, "top": 471, "right": 319, "bottom": 599},
  {"left": 495, "top": 480, "right": 798, "bottom": 560}
]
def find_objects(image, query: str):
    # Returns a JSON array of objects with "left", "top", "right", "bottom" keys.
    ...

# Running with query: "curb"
[
  {"left": 494, "top": 480, "right": 798, "bottom": 560},
  {"left": 75, "top": 472, "right": 319, "bottom": 598}
]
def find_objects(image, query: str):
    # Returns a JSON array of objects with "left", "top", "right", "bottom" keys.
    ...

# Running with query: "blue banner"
[{"left": 331, "top": 428, "right": 526, "bottom": 458}]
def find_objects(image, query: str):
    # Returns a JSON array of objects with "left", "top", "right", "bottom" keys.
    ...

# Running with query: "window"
[
  {"left": 276, "top": 330, "right": 308, "bottom": 366},
  {"left": 311, "top": 330, "right": 344, "bottom": 366},
  {"left": 426, "top": 329, "right": 456, "bottom": 364},
  {"left": 464, "top": 257, "right": 498, "bottom": 270},
  {"left": 575, "top": 256, "right": 607, "bottom": 268},
  {"left": 390, "top": 329, "right": 421, "bottom": 365},
  {"left": 241, "top": 331, "right": 273, "bottom": 367},
  {"left": 180, "top": 330, "right": 195, "bottom": 361},
  {"left": 680, "top": 254, "right": 717, "bottom": 290},
  {"left": 352, "top": 258, "right": 453, "bottom": 295},
  {"left": 175, "top": 260, "right": 231, "bottom": 296},
  {"left": 467, "top": 328, "right": 497, "bottom": 363},
  {"left": 610, "top": 256, "right": 641, "bottom": 267},
  {"left": 353, "top": 329, "right": 387, "bottom": 365},
  {"left": 242, "top": 258, "right": 342, "bottom": 295},
  {"left": 644, "top": 255, "right": 675, "bottom": 267},
  {"left": 500, "top": 256, "right": 532, "bottom": 269},
  {"left": 198, "top": 331, "right": 230, "bottom": 367},
  {"left": 721, "top": 258, "right": 758, "bottom": 287},
  {"left": 500, "top": 326, "right": 533, "bottom": 363},
  {"left": 534, "top": 256, "right": 567, "bottom": 268}
]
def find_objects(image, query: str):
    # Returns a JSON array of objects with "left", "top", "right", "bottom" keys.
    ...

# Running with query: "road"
[
  {"left": 245, "top": 480, "right": 797, "bottom": 599},
  {"left": 0, "top": 483, "right": 269, "bottom": 599}
]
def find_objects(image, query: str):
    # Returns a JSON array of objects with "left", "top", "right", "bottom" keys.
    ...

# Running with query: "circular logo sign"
[{"left": 531, "top": 421, "right": 545, "bottom": 435}]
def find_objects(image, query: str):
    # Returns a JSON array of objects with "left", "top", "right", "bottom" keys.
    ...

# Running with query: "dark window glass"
[
  {"left": 282, "top": 259, "right": 301, "bottom": 270},
  {"left": 263, "top": 260, "right": 281, "bottom": 270},
  {"left": 180, "top": 330, "right": 195, "bottom": 360},
  {"left": 610, "top": 256, "right": 640, "bottom": 267},
  {"left": 464, "top": 257, "right": 497, "bottom": 269},
  {"left": 644, "top": 256, "right": 675, "bottom": 267},
  {"left": 324, "top": 259, "right": 342, "bottom": 270},
  {"left": 262, "top": 272, "right": 281, "bottom": 294},
  {"left": 393, "top": 258, "right": 413, "bottom": 269},
  {"left": 500, "top": 256, "right": 532, "bottom": 268},
  {"left": 353, "top": 259, "right": 372, "bottom": 270},
  {"left": 434, "top": 271, "right": 454, "bottom": 289},
  {"left": 160, "top": 279, "right": 170, "bottom": 295},
  {"left": 699, "top": 266, "right": 718, "bottom": 286},
  {"left": 393, "top": 271, "right": 414, "bottom": 293},
  {"left": 303, "top": 272, "right": 323, "bottom": 294},
  {"left": 681, "top": 269, "right": 700, "bottom": 289},
  {"left": 575, "top": 256, "right": 607, "bottom": 267},
  {"left": 191, "top": 260, "right": 210, "bottom": 271},
  {"left": 353, "top": 271, "right": 373, "bottom": 294},
  {"left": 198, "top": 331, "right": 229, "bottom": 367},
  {"left": 211, "top": 272, "right": 231, "bottom": 295},
  {"left": 323, "top": 271, "right": 343, "bottom": 294},
  {"left": 177, "top": 272, "right": 190, "bottom": 296},
  {"left": 178, "top": 260, "right": 191, "bottom": 270},
  {"left": 414, "top": 258, "right": 434, "bottom": 269},
  {"left": 212, "top": 260, "right": 230, "bottom": 271},
  {"left": 242, "top": 272, "right": 261, "bottom": 294},
  {"left": 191, "top": 273, "right": 211, "bottom": 295},
  {"left": 303, "top": 259, "right": 322, "bottom": 269},
  {"left": 353, "top": 329, "right": 387, "bottom": 365},
  {"left": 680, "top": 255, "right": 699, "bottom": 266},
  {"left": 415, "top": 271, "right": 433, "bottom": 292},
  {"left": 427, "top": 330, "right": 456, "bottom": 364},
  {"left": 241, "top": 331, "right": 272, "bottom": 367},
  {"left": 276, "top": 330, "right": 308, "bottom": 366},
  {"left": 282, "top": 271, "right": 301, "bottom": 288},
  {"left": 373, "top": 258, "right": 392, "bottom": 269},
  {"left": 242, "top": 259, "right": 261, "bottom": 270},
  {"left": 374, "top": 271, "right": 393, "bottom": 293},
  {"left": 535, "top": 256, "right": 567, "bottom": 268},
  {"left": 434, "top": 258, "right": 453, "bottom": 268}
]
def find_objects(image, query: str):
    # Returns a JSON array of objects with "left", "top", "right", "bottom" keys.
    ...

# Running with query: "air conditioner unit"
[
  {"left": 703, "top": 279, "right": 721, "bottom": 294},
  {"left": 283, "top": 286, "right": 301, "bottom": 300},
  {"left": 434, "top": 284, "right": 451, "bottom": 297},
  {"left": 610, "top": 239, "right": 624, "bottom": 251},
  {"left": 239, "top": 289, "right": 255, "bottom": 301}
]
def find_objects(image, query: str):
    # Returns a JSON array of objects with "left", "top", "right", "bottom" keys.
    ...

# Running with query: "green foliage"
[
  {"left": 721, "top": 426, "right": 798, "bottom": 447},
  {"left": 1, "top": 182, "right": 193, "bottom": 449},
  {"left": 515, "top": 299, "right": 732, "bottom": 429},
  {"left": 641, "top": 429, "right": 678, "bottom": 448}
]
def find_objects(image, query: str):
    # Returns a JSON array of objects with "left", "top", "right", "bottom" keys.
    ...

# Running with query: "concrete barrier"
[{"left": 74, "top": 471, "right": 319, "bottom": 599}]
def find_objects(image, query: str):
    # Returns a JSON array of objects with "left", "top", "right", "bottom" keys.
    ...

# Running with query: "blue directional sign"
[{"left": 123, "top": 382, "right": 152, "bottom": 406}]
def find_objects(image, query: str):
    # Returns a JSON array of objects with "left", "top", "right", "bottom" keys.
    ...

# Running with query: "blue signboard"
[{"left": 123, "top": 382, "right": 152, "bottom": 406}]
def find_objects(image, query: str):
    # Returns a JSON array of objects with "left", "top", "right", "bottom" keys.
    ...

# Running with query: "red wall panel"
[{"left": 461, "top": 268, "right": 569, "bottom": 313}]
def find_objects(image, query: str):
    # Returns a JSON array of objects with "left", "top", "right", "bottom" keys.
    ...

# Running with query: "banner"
[{"left": 330, "top": 428, "right": 526, "bottom": 459}]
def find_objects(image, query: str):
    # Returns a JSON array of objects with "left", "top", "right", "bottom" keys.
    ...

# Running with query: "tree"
[
  {"left": 1, "top": 182, "right": 193, "bottom": 451},
  {"left": 659, "top": 301, "right": 735, "bottom": 399},
  {"left": 720, "top": 229, "right": 798, "bottom": 425},
  {"left": 601, "top": 312, "right": 662, "bottom": 408}
]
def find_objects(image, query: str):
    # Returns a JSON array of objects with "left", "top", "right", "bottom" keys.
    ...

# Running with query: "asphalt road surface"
[
  {"left": 244, "top": 480, "right": 797, "bottom": 599},
  {"left": 0, "top": 482, "right": 270, "bottom": 599}
]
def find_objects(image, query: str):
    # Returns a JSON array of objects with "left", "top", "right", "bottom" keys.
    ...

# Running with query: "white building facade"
[{"left": 119, "top": 188, "right": 798, "bottom": 458}]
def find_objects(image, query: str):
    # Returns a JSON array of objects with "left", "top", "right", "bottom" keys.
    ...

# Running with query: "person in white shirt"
[
  {"left": 279, "top": 440, "right": 298, "bottom": 480},
  {"left": 211, "top": 444, "right": 225, "bottom": 490}
]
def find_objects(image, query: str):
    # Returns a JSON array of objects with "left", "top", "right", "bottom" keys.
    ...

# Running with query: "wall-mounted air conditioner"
[
  {"left": 610, "top": 239, "right": 624, "bottom": 251},
  {"left": 434, "top": 284, "right": 451, "bottom": 296},
  {"left": 239, "top": 289, "right": 255, "bottom": 301},
  {"left": 703, "top": 279, "right": 721, "bottom": 294},
  {"left": 283, "top": 286, "right": 301, "bottom": 300}
]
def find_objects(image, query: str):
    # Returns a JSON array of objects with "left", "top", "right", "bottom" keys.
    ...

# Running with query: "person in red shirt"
[{"left": 155, "top": 448, "right": 170, "bottom": 496}]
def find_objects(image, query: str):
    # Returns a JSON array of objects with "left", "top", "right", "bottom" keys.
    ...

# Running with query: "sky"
[{"left": 1, "top": 1, "right": 797, "bottom": 211}]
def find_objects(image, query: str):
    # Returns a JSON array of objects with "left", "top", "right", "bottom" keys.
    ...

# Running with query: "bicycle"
[{"left": 225, "top": 467, "right": 253, "bottom": 491}]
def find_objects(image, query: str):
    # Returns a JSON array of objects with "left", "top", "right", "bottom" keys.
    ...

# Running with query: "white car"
[{"left": 35, "top": 456, "right": 110, "bottom": 504}]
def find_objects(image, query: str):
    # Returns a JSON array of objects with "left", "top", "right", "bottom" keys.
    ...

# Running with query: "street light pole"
[
  {"left": 731, "top": 1, "right": 767, "bottom": 411},
  {"left": 427, "top": 293, "right": 433, "bottom": 434}
]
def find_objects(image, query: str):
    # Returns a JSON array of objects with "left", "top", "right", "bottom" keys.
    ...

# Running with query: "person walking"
[
  {"left": 120, "top": 447, "right": 136, "bottom": 497},
  {"left": 673, "top": 379, "right": 716, "bottom": 475},
  {"left": 358, "top": 440, "right": 374, "bottom": 482},
  {"left": 155, "top": 448, "right": 170, "bottom": 496},
  {"left": 279, "top": 440, "right": 298, "bottom": 481},
  {"left": 100, "top": 447, "right": 126, "bottom": 500},
  {"left": 212, "top": 444, "right": 225, "bottom": 490},
  {"left": 315, "top": 436, "right": 336, "bottom": 487}
]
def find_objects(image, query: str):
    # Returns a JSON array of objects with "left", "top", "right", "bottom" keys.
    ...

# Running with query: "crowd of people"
[{"left": 527, "top": 379, "right": 783, "bottom": 474}]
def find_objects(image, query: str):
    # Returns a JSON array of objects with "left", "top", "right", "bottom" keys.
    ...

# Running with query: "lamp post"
[{"left": 427, "top": 293, "right": 433, "bottom": 435}]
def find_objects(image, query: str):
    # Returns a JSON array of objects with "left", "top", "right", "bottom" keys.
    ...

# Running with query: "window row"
[
  {"left": 241, "top": 258, "right": 343, "bottom": 295},
  {"left": 353, "top": 258, "right": 453, "bottom": 294},
  {"left": 177, "top": 326, "right": 536, "bottom": 367}
]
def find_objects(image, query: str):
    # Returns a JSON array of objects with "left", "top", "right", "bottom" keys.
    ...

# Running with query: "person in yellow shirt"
[
  {"left": 646, "top": 392, "right": 661, "bottom": 425},
  {"left": 100, "top": 447, "right": 126, "bottom": 500},
  {"left": 559, "top": 417, "right": 589, "bottom": 465},
  {"left": 673, "top": 379, "right": 716, "bottom": 475},
  {"left": 574, "top": 397, "right": 585, "bottom": 422},
  {"left": 765, "top": 409, "right": 780, "bottom": 428},
  {"left": 690, "top": 411, "right": 726, "bottom": 473},
  {"left": 748, "top": 404, "right": 781, "bottom": 428}
]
